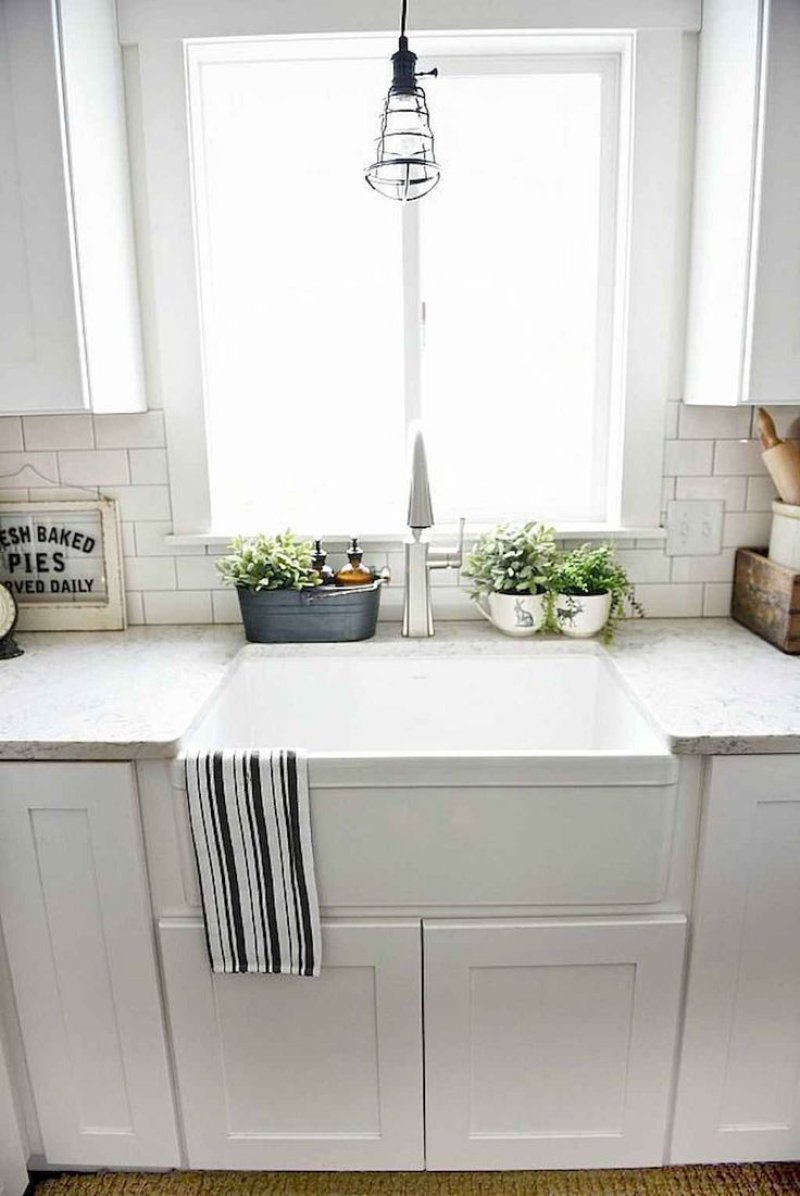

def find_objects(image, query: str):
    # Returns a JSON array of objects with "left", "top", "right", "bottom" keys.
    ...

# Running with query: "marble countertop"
[
  {"left": 0, "top": 626, "right": 242, "bottom": 760},
  {"left": 0, "top": 617, "right": 798, "bottom": 760},
  {"left": 235, "top": 619, "right": 800, "bottom": 756},
  {"left": 608, "top": 618, "right": 800, "bottom": 755}
]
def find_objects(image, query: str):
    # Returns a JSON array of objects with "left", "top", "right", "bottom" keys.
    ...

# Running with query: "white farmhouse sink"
[
  {"left": 178, "top": 642, "right": 679, "bottom": 908},
  {"left": 184, "top": 644, "right": 673, "bottom": 786}
]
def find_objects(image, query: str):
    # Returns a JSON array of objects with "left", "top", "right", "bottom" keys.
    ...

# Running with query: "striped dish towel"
[{"left": 184, "top": 749, "right": 321, "bottom": 976}]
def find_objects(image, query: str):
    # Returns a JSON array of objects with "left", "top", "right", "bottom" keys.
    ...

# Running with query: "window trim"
[
  {"left": 130, "top": 20, "right": 690, "bottom": 537},
  {"left": 118, "top": 1, "right": 701, "bottom": 43}
]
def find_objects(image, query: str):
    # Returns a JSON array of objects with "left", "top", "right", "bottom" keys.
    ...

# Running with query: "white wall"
[{"left": 0, "top": 402, "right": 793, "bottom": 625}]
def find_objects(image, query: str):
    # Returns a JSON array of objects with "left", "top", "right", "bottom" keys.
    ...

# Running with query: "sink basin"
[
  {"left": 184, "top": 642, "right": 673, "bottom": 786},
  {"left": 178, "top": 641, "right": 680, "bottom": 908}
]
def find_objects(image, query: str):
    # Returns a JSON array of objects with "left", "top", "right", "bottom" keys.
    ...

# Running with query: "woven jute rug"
[{"left": 35, "top": 1165, "right": 800, "bottom": 1196}]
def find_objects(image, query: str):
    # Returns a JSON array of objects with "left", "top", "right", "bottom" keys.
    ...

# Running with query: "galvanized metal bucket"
[{"left": 236, "top": 581, "right": 382, "bottom": 643}]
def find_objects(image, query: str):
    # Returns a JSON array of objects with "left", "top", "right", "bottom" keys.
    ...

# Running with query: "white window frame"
[{"left": 122, "top": 0, "right": 698, "bottom": 541}]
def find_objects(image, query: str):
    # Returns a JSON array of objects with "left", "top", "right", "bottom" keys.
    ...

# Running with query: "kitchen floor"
[{"left": 31, "top": 1167, "right": 800, "bottom": 1196}]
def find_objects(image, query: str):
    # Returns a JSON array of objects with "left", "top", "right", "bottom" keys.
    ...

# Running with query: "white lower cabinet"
[
  {"left": 0, "top": 1023, "right": 27, "bottom": 1196},
  {"left": 159, "top": 917, "right": 424, "bottom": 1170},
  {"left": 424, "top": 916, "right": 687, "bottom": 1170},
  {"left": 0, "top": 764, "right": 179, "bottom": 1167},
  {"left": 671, "top": 756, "right": 800, "bottom": 1163},
  {"left": 160, "top": 912, "right": 687, "bottom": 1172}
]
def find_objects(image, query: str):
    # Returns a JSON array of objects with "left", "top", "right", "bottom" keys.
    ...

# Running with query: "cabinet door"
[
  {"left": 672, "top": 756, "right": 800, "bottom": 1163},
  {"left": 0, "top": 1023, "right": 27, "bottom": 1196},
  {"left": 0, "top": 0, "right": 85, "bottom": 412},
  {"left": 747, "top": 0, "right": 800, "bottom": 403},
  {"left": 0, "top": 763, "right": 179, "bottom": 1167},
  {"left": 424, "top": 916, "right": 687, "bottom": 1170},
  {"left": 685, "top": 0, "right": 800, "bottom": 405},
  {"left": 160, "top": 918, "right": 424, "bottom": 1170}
]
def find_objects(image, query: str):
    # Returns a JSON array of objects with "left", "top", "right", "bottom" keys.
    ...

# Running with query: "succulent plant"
[
  {"left": 216, "top": 530, "right": 322, "bottom": 592},
  {"left": 464, "top": 523, "right": 557, "bottom": 596}
]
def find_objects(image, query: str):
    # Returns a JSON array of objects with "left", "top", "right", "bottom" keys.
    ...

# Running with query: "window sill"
[{"left": 165, "top": 525, "right": 667, "bottom": 550}]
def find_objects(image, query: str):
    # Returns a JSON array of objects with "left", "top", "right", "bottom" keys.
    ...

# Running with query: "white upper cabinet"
[
  {"left": 0, "top": 0, "right": 145, "bottom": 414},
  {"left": 684, "top": 0, "right": 800, "bottom": 405}
]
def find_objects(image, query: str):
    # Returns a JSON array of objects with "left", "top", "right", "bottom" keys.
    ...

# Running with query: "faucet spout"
[
  {"left": 407, "top": 424, "right": 434, "bottom": 532},
  {"left": 402, "top": 424, "right": 463, "bottom": 638}
]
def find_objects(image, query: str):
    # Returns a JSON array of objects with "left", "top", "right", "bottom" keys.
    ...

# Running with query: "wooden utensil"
[{"left": 756, "top": 408, "right": 800, "bottom": 506}]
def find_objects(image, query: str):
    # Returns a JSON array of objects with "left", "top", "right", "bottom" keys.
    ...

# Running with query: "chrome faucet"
[{"left": 402, "top": 426, "right": 464, "bottom": 637}]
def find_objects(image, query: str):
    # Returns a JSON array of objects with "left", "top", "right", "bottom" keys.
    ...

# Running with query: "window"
[
  {"left": 128, "top": 11, "right": 691, "bottom": 537},
  {"left": 188, "top": 45, "right": 405, "bottom": 534},
  {"left": 187, "top": 38, "right": 624, "bottom": 533},
  {"left": 417, "top": 57, "right": 621, "bottom": 525}
]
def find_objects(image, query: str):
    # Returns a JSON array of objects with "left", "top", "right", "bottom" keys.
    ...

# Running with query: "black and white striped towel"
[{"left": 184, "top": 749, "right": 321, "bottom": 976}]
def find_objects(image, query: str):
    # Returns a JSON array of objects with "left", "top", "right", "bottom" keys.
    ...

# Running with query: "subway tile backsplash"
[{"left": 0, "top": 403, "right": 794, "bottom": 626}]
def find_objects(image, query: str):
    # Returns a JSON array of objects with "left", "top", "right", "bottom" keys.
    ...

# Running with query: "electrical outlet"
[{"left": 666, "top": 500, "right": 724, "bottom": 556}]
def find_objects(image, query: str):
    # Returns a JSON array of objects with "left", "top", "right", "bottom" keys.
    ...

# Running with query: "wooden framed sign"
[{"left": 0, "top": 499, "right": 125, "bottom": 630}]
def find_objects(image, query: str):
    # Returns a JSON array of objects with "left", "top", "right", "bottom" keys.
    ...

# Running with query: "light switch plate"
[{"left": 666, "top": 500, "right": 724, "bottom": 556}]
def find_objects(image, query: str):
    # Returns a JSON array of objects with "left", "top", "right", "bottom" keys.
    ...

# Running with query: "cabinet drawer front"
[
  {"left": 160, "top": 917, "right": 423, "bottom": 1170},
  {"left": 424, "top": 915, "right": 686, "bottom": 1170},
  {"left": 0, "top": 763, "right": 179, "bottom": 1166}
]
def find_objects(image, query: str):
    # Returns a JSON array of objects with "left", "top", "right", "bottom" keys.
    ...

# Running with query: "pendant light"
[{"left": 365, "top": 0, "right": 441, "bottom": 202}]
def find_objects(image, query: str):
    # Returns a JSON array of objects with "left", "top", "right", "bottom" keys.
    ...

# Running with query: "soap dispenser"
[
  {"left": 311, "top": 539, "right": 335, "bottom": 585},
  {"left": 334, "top": 537, "right": 373, "bottom": 586}
]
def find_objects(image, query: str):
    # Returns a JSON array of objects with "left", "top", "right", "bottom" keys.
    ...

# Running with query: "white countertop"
[
  {"left": 0, "top": 618, "right": 797, "bottom": 760},
  {"left": 0, "top": 625, "right": 242, "bottom": 760},
  {"left": 608, "top": 618, "right": 800, "bottom": 754}
]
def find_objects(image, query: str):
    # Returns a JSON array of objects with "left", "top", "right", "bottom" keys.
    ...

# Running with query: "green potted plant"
[
  {"left": 548, "top": 543, "right": 644, "bottom": 642},
  {"left": 464, "top": 522, "right": 556, "bottom": 637},
  {"left": 216, "top": 530, "right": 381, "bottom": 643}
]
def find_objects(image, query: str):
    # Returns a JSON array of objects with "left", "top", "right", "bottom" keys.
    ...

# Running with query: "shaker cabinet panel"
[
  {"left": 0, "top": 1021, "right": 27, "bottom": 1196},
  {"left": 0, "top": 0, "right": 145, "bottom": 414},
  {"left": 685, "top": 0, "right": 800, "bottom": 405},
  {"left": 746, "top": 0, "right": 800, "bottom": 402},
  {"left": 0, "top": 763, "right": 179, "bottom": 1167},
  {"left": 0, "top": 0, "right": 86, "bottom": 412},
  {"left": 671, "top": 756, "right": 800, "bottom": 1163},
  {"left": 424, "top": 916, "right": 687, "bottom": 1170},
  {"left": 160, "top": 918, "right": 424, "bottom": 1171}
]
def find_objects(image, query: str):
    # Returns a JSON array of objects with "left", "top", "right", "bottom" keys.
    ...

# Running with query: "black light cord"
[{"left": 400, "top": 0, "right": 408, "bottom": 39}]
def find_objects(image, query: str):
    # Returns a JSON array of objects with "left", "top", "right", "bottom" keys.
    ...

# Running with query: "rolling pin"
[{"left": 756, "top": 408, "right": 800, "bottom": 507}]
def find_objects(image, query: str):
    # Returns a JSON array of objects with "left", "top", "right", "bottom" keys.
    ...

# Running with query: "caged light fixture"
[{"left": 365, "top": 0, "right": 441, "bottom": 201}]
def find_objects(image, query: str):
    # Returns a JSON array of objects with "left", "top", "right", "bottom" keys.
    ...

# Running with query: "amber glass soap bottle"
[{"left": 334, "top": 538, "right": 373, "bottom": 586}]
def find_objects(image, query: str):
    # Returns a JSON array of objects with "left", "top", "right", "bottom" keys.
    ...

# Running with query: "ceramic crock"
[
  {"left": 553, "top": 591, "right": 612, "bottom": 639},
  {"left": 474, "top": 589, "right": 546, "bottom": 637},
  {"left": 768, "top": 499, "right": 800, "bottom": 570}
]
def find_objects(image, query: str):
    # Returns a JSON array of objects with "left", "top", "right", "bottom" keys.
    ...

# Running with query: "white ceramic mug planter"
[
  {"left": 553, "top": 591, "right": 612, "bottom": 639},
  {"left": 474, "top": 590, "right": 546, "bottom": 637}
]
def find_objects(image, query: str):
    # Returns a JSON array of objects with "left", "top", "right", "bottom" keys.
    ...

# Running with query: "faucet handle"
[{"left": 429, "top": 517, "right": 466, "bottom": 571}]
